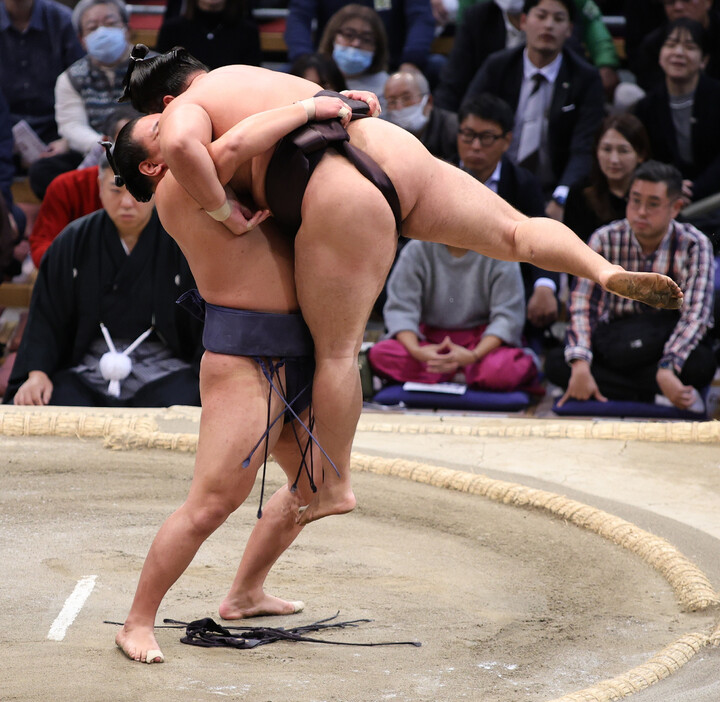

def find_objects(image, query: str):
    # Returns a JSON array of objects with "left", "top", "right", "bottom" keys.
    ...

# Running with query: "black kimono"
[{"left": 3, "top": 209, "right": 203, "bottom": 404}]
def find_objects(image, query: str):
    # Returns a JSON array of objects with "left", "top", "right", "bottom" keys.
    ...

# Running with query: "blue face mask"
[
  {"left": 85, "top": 26, "right": 128, "bottom": 64},
  {"left": 332, "top": 43, "right": 374, "bottom": 76}
]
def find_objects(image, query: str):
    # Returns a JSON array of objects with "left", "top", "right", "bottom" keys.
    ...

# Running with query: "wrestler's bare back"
[{"left": 162, "top": 65, "right": 522, "bottom": 256}]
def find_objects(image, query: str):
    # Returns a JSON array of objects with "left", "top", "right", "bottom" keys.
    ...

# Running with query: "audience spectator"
[
  {"left": 633, "top": 18, "right": 720, "bottom": 232},
  {"left": 285, "top": 0, "right": 435, "bottom": 75},
  {"left": 155, "top": 0, "right": 261, "bottom": 70},
  {"left": 29, "top": 106, "right": 137, "bottom": 267},
  {"left": 289, "top": 52, "right": 348, "bottom": 91},
  {"left": 4, "top": 157, "right": 203, "bottom": 406},
  {"left": 368, "top": 239, "right": 539, "bottom": 392},
  {"left": 435, "top": 0, "right": 620, "bottom": 112},
  {"left": 463, "top": 0, "right": 605, "bottom": 220},
  {"left": 0, "top": 87, "right": 26, "bottom": 276},
  {"left": 564, "top": 113, "right": 650, "bottom": 243},
  {"left": 630, "top": 0, "right": 720, "bottom": 93},
  {"left": 0, "top": 190, "right": 14, "bottom": 280},
  {"left": 545, "top": 160, "right": 716, "bottom": 411},
  {"left": 29, "top": 164, "right": 101, "bottom": 268},
  {"left": 455, "top": 93, "right": 560, "bottom": 342},
  {"left": 27, "top": 0, "right": 133, "bottom": 199},
  {"left": 383, "top": 70, "right": 458, "bottom": 162},
  {"left": 0, "top": 0, "right": 84, "bottom": 150},
  {"left": 316, "top": 5, "right": 390, "bottom": 101}
]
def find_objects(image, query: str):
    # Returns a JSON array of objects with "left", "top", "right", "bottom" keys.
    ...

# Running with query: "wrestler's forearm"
[
  {"left": 209, "top": 102, "right": 313, "bottom": 183},
  {"left": 165, "top": 134, "right": 229, "bottom": 213}
]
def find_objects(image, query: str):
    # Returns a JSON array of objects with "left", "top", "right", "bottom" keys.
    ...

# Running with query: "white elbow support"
[{"left": 205, "top": 200, "right": 232, "bottom": 222}]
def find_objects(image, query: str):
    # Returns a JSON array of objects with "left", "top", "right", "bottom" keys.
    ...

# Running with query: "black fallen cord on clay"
[{"left": 105, "top": 612, "right": 421, "bottom": 649}]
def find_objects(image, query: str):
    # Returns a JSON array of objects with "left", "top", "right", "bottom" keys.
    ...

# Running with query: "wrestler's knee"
[{"left": 185, "top": 494, "right": 239, "bottom": 536}]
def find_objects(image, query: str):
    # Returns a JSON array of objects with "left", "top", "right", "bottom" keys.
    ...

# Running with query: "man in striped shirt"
[{"left": 546, "top": 160, "right": 716, "bottom": 410}]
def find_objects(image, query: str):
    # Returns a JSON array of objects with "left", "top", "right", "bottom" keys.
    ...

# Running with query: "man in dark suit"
[
  {"left": 463, "top": 0, "right": 605, "bottom": 221},
  {"left": 455, "top": 93, "right": 560, "bottom": 342},
  {"left": 434, "top": 0, "right": 620, "bottom": 112}
]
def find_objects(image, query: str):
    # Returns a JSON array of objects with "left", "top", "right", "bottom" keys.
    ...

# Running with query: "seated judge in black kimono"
[{"left": 4, "top": 157, "right": 203, "bottom": 407}]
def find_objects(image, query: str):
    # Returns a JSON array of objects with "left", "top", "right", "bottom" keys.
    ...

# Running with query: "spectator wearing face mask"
[
  {"left": 285, "top": 0, "right": 435, "bottom": 76},
  {"left": 316, "top": 4, "right": 390, "bottom": 107},
  {"left": 27, "top": 0, "right": 138, "bottom": 199},
  {"left": 383, "top": 69, "right": 458, "bottom": 162}
]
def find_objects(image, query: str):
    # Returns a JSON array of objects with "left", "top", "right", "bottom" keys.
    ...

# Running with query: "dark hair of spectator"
[
  {"left": 522, "top": 0, "right": 575, "bottom": 22},
  {"left": 102, "top": 104, "right": 142, "bottom": 137},
  {"left": 119, "top": 45, "right": 209, "bottom": 114},
  {"left": 113, "top": 118, "right": 155, "bottom": 202},
  {"left": 289, "top": 53, "right": 348, "bottom": 92},
  {"left": 585, "top": 113, "right": 651, "bottom": 222},
  {"left": 183, "top": 0, "right": 244, "bottom": 22},
  {"left": 660, "top": 17, "right": 709, "bottom": 57},
  {"left": 630, "top": 160, "right": 683, "bottom": 201},
  {"left": 458, "top": 94, "right": 514, "bottom": 134},
  {"left": 317, "top": 4, "right": 389, "bottom": 74}
]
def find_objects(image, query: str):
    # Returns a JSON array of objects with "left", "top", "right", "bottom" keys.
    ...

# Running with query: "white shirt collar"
[
  {"left": 522, "top": 48, "right": 563, "bottom": 85},
  {"left": 484, "top": 161, "right": 503, "bottom": 192}
]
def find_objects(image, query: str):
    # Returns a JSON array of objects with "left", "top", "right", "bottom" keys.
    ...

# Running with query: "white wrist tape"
[
  {"left": 205, "top": 200, "right": 232, "bottom": 222},
  {"left": 297, "top": 98, "right": 316, "bottom": 121}
]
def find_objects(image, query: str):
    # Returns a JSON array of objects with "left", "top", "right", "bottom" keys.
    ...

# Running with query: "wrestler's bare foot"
[
  {"left": 296, "top": 484, "right": 356, "bottom": 525},
  {"left": 602, "top": 268, "right": 683, "bottom": 310},
  {"left": 218, "top": 593, "right": 305, "bottom": 620},
  {"left": 115, "top": 623, "right": 164, "bottom": 664}
]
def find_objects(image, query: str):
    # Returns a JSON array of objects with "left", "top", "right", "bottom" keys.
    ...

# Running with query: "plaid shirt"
[{"left": 565, "top": 218, "right": 715, "bottom": 373}]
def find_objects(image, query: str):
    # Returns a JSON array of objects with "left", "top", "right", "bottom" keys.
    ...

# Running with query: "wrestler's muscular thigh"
[
  {"left": 297, "top": 152, "right": 397, "bottom": 359},
  {"left": 348, "top": 118, "right": 525, "bottom": 259},
  {"left": 295, "top": 153, "right": 397, "bottom": 472},
  {"left": 188, "top": 352, "right": 288, "bottom": 516}
]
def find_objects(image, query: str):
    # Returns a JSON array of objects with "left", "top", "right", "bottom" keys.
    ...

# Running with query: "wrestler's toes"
[{"left": 116, "top": 628, "right": 164, "bottom": 664}]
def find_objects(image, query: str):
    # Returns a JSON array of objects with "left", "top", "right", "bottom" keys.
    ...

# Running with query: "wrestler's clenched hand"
[
  {"left": 312, "top": 96, "right": 355, "bottom": 127},
  {"left": 222, "top": 189, "right": 271, "bottom": 236},
  {"left": 341, "top": 90, "right": 382, "bottom": 117}
]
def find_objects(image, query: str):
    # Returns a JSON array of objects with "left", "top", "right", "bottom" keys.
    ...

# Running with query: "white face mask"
[
  {"left": 85, "top": 26, "right": 128, "bottom": 64},
  {"left": 494, "top": 0, "right": 525, "bottom": 14},
  {"left": 387, "top": 95, "right": 430, "bottom": 135}
]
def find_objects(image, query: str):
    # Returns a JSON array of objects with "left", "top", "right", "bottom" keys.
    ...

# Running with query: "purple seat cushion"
[{"left": 372, "top": 384, "right": 531, "bottom": 411}]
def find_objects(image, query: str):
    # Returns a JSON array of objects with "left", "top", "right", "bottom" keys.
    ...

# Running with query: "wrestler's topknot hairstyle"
[
  {"left": 112, "top": 118, "right": 155, "bottom": 202},
  {"left": 119, "top": 45, "right": 209, "bottom": 114}
]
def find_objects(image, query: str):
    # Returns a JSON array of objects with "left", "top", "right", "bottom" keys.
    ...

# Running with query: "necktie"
[{"left": 516, "top": 73, "right": 547, "bottom": 172}]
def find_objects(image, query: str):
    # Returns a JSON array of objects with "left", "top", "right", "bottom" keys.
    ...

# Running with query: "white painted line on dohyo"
[{"left": 47, "top": 575, "right": 97, "bottom": 641}]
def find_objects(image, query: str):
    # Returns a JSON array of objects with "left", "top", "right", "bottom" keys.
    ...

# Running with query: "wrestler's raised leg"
[
  {"left": 294, "top": 155, "right": 397, "bottom": 524},
  {"left": 219, "top": 417, "right": 319, "bottom": 619},
  {"left": 116, "top": 352, "right": 287, "bottom": 663},
  {"left": 350, "top": 120, "right": 683, "bottom": 310}
]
